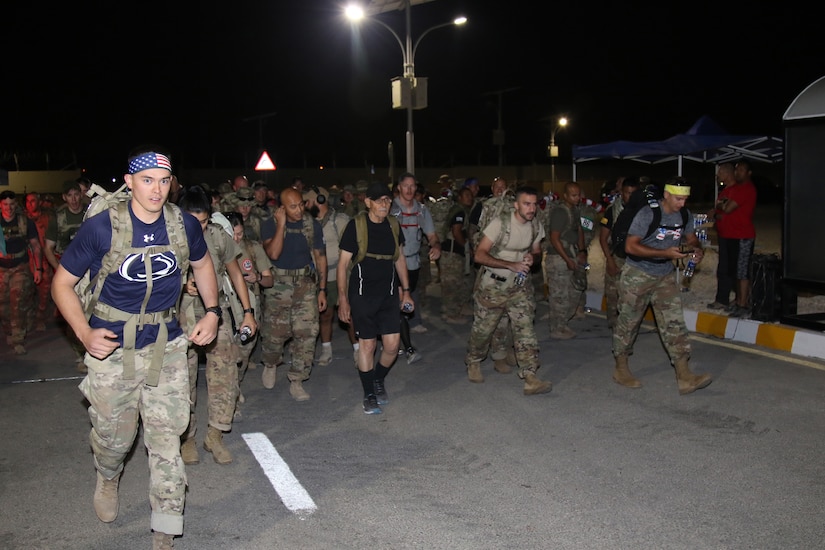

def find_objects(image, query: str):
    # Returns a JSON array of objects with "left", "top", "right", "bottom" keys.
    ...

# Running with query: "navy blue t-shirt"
[{"left": 61, "top": 203, "right": 207, "bottom": 349}]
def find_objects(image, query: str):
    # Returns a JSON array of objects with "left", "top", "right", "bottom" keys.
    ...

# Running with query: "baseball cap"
[
  {"left": 235, "top": 187, "right": 256, "bottom": 202},
  {"left": 366, "top": 182, "right": 392, "bottom": 201}
]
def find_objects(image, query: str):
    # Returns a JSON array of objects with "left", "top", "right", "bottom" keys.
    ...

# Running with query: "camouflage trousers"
[
  {"left": 79, "top": 335, "right": 189, "bottom": 536},
  {"left": 603, "top": 256, "right": 626, "bottom": 329},
  {"left": 29, "top": 263, "right": 54, "bottom": 330},
  {"left": 260, "top": 275, "right": 319, "bottom": 382},
  {"left": 543, "top": 254, "right": 583, "bottom": 333},
  {"left": 439, "top": 251, "right": 471, "bottom": 315},
  {"left": 489, "top": 316, "right": 514, "bottom": 362},
  {"left": 612, "top": 264, "right": 691, "bottom": 362},
  {"left": 185, "top": 310, "right": 238, "bottom": 435},
  {"left": 466, "top": 270, "right": 540, "bottom": 376},
  {"left": 0, "top": 263, "right": 34, "bottom": 347}
]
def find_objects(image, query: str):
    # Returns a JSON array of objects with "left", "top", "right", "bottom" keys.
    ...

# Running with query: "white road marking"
[{"left": 242, "top": 432, "right": 317, "bottom": 517}]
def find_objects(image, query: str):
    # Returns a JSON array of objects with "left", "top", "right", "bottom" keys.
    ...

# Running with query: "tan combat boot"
[
  {"left": 674, "top": 356, "right": 712, "bottom": 395},
  {"left": 316, "top": 345, "right": 333, "bottom": 366},
  {"left": 152, "top": 531, "right": 175, "bottom": 550},
  {"left": 180, "top": 437, "right": 199, "bottom": 465},
  {"left": 612, "top": 355, "right": 642, "bottom": 388},
  {"left": 523, "top": 372, "right": 552, "bottom": 395},
  {"left": 289, "top": 379, "right": 310, "bottom": 401},
  {"left": 467, "top": 362, "right": 484, "bottom": 383},
  {"left": 261, "top": 364, "right": 277, "bottom": 389},
  {"left": 203, "top": 426, "right": 233, "bottom": 464},
  {"left": 93, "top": 471, "right": 120, "bottom": 523},
  {"left": 493, "top": 359, "right": 513, "bottom": 374}
]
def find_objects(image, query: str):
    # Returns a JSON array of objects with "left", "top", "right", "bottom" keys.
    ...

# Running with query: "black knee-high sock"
[
  {"left": 358, "top": 369, "right": 376, "bottom": 396},
  {"left": 375, "top": 362, "right": 391, "bottom": 381},
  {"left": 400, "top": 314, "right": 412, "bottom": 350}
]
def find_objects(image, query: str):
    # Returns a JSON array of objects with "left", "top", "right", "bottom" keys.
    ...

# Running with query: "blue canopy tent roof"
[{"left": 572, "top": 116, "right": 783, "bottom": 183}]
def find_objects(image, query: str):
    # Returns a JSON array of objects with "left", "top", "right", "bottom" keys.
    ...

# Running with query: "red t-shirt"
[{"left": 716, "top": 181, "right": 757, "bottom": 239}]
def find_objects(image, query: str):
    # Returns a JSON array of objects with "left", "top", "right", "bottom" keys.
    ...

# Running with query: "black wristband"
[
  {"left": 243, "top": 307, "right": 254, "bottom": 315},
  {"left": 402, "top": 287, "right": 411, "bottom": 292},
  {"left": 318, "top": 287, "right": 327, "bottom": 293},
  {"left": 205, "top": 306, "right": 222, "bottom": 317}
]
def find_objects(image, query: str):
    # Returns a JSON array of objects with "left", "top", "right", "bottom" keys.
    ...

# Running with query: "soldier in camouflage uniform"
[
  {"left": 178, "top": 187, "right": 257, "bottom": 466},
  {"left": 571, "top": 196, "right": 604, "bottom": 318},
  {"left": 260, "top": 187, "right": 327, "bottom": 401},
  {"left": 543, "top": 182, "right": 586, "bottom": 340},
  {"left": 304, "top": 186, "right": 356, "bottom": 366},
  {"left": 612, "top": 177, "right": 712, "bottom": 395},
  {"left": 25, "top": 191, "right": 57, "bottom": 332},
  {"left": 465, "top": 186, "right": 552, "bottom": 396},
  {"left": 50, "top": 180, "right": 90, "bottom": 368},
  {"left": 598, "top": 177, "right": 639, "bottom": 329},
  {"left": 440, "top": 187, "right": 474, "bottom": 323},
  {"left": 50, "top": 148, "right": 221, "bottom": 549},
  {"left": 1, "top": 190, "right": 43, "bottom": 355},
  {"left": 222, "top": 211, "right": 273, "bottom": 422}
]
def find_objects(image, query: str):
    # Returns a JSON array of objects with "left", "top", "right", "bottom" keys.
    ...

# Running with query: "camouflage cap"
[
  {"left": 355, "top": 180, "right": 369, "bottom": 194},
  {"left": 235, "top": 187, "right": 256, "bottom": 202}
]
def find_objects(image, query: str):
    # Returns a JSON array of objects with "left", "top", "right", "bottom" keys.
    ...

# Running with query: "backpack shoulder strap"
[{"left": 354, "top": 211, "right": 368, "bottom": 265}]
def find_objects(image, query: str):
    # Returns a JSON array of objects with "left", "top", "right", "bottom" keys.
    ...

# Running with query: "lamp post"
[
  {"left": 346, "top": 2, "right": 466, "bottom": 174},
  {"left": 548, "top": 116, "right": 568, "bottom": 184}
]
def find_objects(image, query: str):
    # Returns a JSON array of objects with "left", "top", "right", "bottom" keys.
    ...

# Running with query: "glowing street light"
[
  {"left": 346, "top": 2, "right": 467, "bottom": 174},
  {"left": 548, "top": 116, "right": 568, "bottom": 183}
]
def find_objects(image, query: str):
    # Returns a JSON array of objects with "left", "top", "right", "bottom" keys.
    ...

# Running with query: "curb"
[{"left": 584, "top": 290, "right": 825, "bottom": 362}]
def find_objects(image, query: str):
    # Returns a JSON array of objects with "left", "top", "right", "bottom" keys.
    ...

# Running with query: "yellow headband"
[{"left": 664, "top": 184, "right": 691, "bottom": 196}]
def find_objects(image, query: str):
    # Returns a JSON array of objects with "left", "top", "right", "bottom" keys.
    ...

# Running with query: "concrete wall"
[{"left": 2, "top": 170, "right": 82, "bottom": 196}]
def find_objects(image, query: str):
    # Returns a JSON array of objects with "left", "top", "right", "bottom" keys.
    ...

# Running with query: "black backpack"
[{"left": 610, "top": 184, "right": 688, "bottom": 259}]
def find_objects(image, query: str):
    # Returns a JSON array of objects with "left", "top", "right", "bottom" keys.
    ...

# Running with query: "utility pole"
[{"left": 482, "top": 87, "right": 521, "bottom": 167}]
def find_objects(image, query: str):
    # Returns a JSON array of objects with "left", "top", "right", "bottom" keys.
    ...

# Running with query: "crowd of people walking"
[{"left": 1, "top": 147, "right": 757, "bottom": 549}]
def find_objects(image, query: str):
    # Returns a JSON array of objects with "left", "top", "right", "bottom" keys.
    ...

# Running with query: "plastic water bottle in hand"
[{"left": 683, "top": 253, "right": 697, "bottom": 279}]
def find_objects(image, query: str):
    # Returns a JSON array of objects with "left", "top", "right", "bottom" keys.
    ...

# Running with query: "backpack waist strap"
[{"left": 92, "top": 303, "right": 176, "bottom": 386}]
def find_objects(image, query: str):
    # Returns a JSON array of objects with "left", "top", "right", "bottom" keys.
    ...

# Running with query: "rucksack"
[
  {"left": 471, "top": 191, "right": 515, "bottom": 250},
  {"left": 610, "top": 184, "right": 688, "bottom": 259},
  {"left": 429, "top": 196, "right": 455, "bottom": 243},
  {"left": 352, "top": 210, "right": 401, "bottom": 265},
  {"left": 75, "top": 182, "right": 190, "bottom": 323},
  {"left": 73, "top": 182, "right": 190, "bottom": 386}
]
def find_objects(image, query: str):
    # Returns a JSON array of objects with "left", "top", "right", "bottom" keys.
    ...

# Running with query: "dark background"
[{"left": 3, "top": 1, "right": 821, "bottom": 182}]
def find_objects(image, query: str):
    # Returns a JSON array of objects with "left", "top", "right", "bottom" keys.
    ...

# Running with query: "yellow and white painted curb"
[{"left": 587, "top": 290, "right": 825, "bottom": 361}]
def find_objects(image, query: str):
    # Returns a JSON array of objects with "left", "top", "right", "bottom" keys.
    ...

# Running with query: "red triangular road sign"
[{"left": 255, "top": 151, "right": 276, "bottom": 171}]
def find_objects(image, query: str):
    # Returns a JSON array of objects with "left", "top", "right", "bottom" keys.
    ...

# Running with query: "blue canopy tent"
[{"left": 572, "top": 116, "right": 784, "bottom": 200}]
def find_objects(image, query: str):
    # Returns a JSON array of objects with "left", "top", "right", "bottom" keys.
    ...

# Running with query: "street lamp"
[
  {"left": 345, "top": 2, "right": 467, "bottom": 174},
  {"left": 548, "top": 116, "right": 568, "bottom": 184}
]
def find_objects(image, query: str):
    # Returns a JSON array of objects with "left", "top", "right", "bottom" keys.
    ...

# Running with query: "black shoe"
[
  {"left": 363, "top": 394, "right": 382, "bottom": 415},
  {"left": 406, "top": 348, "right": 423, "bottom": 365},
  {"left": 373, "top": 379, "right": 389, "bottom": 405},
  {"left": 707, "top": 301, "right": 728, "bottom": 310}
]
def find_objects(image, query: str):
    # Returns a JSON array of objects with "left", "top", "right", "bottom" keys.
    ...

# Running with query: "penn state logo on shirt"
[{"left": 118, "top": 251, "right": 179, "bottom": 282}]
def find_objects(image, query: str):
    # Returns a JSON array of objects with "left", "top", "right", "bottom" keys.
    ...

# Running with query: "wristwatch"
[
  {"left": 205, "top": 306, "right": 223, "bottom": 318},
  {"left": 243, "top": 307, "right": 255, "bottom": 315}
]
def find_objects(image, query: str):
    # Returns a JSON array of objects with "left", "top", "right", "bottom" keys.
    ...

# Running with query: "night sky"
[{"left": 4, "top": 0, "right": 821, "bottom": 181}]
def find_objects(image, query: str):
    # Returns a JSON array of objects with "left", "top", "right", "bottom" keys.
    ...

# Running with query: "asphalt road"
[{"left": 2, "top": 301, "right": 824, "bottom": 550}]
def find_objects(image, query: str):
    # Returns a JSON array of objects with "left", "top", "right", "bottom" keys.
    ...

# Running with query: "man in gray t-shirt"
[{"left": 612, "top": 178, "right": 713, "bottom": 396}]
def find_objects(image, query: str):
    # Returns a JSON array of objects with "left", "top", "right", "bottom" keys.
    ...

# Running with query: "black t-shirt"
[{"left": 339, "top": 216, "right": 405, "bottom": 295}]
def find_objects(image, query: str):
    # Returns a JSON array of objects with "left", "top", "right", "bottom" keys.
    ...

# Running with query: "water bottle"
[
  {"left": 402, "top": 302, "right": 414, "bottom": 313},
  {"left": 239, "top": 326, "right": 253, "bottom": 344},
  {"left": 514, "top": 272, "right": 526, "bottom": 286},
  {"left": 683, "top": 254, "right": 697, "bottom": 279}
]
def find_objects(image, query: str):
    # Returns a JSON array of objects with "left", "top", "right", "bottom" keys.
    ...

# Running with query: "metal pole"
[{"left": 405, "top": 0, "right": 414, "bottom": 174}]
